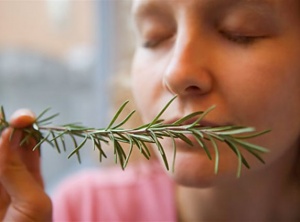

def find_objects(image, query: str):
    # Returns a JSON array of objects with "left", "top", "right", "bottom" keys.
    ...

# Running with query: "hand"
[{"left": 0, "top": 109, "right": 52, "bottom": 221}]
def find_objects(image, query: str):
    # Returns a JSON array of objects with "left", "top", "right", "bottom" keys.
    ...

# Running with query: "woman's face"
[{"left": 130, "top": 0, "right": 300, "bottom": 186}]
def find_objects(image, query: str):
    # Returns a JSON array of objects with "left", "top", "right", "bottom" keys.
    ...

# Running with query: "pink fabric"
[{"left": 52, "top": 161, "right": 176, "bottom": 221}]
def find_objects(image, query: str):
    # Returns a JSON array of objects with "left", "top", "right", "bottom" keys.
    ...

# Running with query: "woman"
[{"left": 0, "top": 0, "right": 299, "bottom": 221}]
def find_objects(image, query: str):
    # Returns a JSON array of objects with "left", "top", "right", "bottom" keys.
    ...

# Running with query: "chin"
[
  {"left": 168, "top": 170, "right": 217, "bottom": 188},
  {"left": 161, "top": 147, "right": 242, "bottom": 188},
  {"left": 164, "top": 152, "right": 220, "bottom": 188}
]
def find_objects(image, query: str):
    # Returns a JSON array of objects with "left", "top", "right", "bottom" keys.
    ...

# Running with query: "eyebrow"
[
  {"left": 132, "top": 0, "right": 276, "bottom": 21},
  {"left": 235, "top": 0, "right": 275, "bottom": 11},
  {"left": 205, "top": 0, "right": 276, "bottom": 16},
  {"left": 132, "top": 0, "right": 171, "bottom": 22}
]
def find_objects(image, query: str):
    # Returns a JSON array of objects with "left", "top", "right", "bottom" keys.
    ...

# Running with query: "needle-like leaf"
[{"left": 0, "top": 97, "right": 270, "bottom": 177}]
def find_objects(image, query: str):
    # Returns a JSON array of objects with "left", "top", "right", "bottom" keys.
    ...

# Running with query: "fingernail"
[
  {"left": 10, "top": 109, "right": 36, "bottom": 128},
  {"left": 11, "top": 109, "right": 35, "bottom": 120}
]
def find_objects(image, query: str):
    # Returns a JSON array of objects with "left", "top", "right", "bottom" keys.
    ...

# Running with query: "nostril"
[
  {"left": 185, "top": 85, "right": 201, "bottom": 92},
  {"left": 163, "top": 70, "right": 213, "bottom": 96}
]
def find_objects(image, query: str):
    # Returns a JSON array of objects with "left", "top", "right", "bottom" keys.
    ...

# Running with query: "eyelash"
[
  {"left": 143, "top": 36, "right": 173, "bottom": 49},
  {"left": 141, "top": 30, "right": 263, "bottom": 49},
  {"left": 142, "top": 40, "right": 159, "bottom": 48},
  {"left": 219, "top": 30, "right": 261, "bottom": 45}
]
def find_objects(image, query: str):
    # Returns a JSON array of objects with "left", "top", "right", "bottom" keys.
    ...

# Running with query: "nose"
[{"left": 163, "top": 28, "right": 213, "bottom": 97}]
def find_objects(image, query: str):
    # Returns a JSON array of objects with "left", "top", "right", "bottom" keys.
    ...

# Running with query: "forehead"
[{"left": 132, "top": 0, "right": 298, "bottom": 16}]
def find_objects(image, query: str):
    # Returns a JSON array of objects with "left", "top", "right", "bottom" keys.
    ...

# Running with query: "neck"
[{"left": 176, "top": 149, "right": 300, "bottom": 221}]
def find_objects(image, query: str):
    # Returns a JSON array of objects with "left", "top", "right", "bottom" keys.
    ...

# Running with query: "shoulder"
[{"left": 52, "top": 161, "right": 176, "bottom": 221}]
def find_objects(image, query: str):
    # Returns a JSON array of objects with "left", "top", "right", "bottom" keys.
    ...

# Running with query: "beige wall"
[{"left": 0, "top": 0, "right": 95, "bottom": 58}]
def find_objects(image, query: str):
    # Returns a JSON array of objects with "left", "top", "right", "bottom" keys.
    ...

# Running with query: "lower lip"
[{"left": 167, "top": 133, "right": 209, "bottom": 150}]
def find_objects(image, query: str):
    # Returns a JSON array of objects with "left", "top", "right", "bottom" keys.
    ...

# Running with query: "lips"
[{"left": 165, "top": 116, "right": 229, "bottom": 128}]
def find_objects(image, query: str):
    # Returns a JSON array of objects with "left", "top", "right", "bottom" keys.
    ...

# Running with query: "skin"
[
  {"left": 131, "top": 0, "right": 300, "bottom": 220},
  {"left": 0, "top": 110, "right": 52, "bottom": 221},
  {"left": 0, "top": 0, "right": 299, "bottom": 221}
]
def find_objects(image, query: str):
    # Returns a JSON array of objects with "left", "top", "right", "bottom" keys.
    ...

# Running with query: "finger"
[
  {"left": 9, "top": 109, "right": 36, "bottom": 128},
  {"left": 0, "top": 122, "right": 52, "bottom": 221},
  {"left": 18, "top": 135, "right": 44, "bottom": 187},
  {"left": 8, "top": 109, "right": 41, "bottom": 181},
  {"left": 0, "top": 128, "right": 43, "bottom": 197},
  {"left": 1, "top": 127, "right": 44, "bottom": 187}
]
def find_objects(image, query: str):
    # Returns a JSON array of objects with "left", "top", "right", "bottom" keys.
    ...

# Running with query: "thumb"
[
  {"left": 0, "top": 128, "right": 43, "bottom": 197},
  {"left": 0, "top": 128, "right": 52, "bottom": 220},
  {"left": 9, "top": 109, "right": 36, "bottom": 128},
  {"left": 0, "top": 107, "right": 43, "bottom": 191},
  {"left": 5, "top": 108, "right": 43, "bottom": 185}
]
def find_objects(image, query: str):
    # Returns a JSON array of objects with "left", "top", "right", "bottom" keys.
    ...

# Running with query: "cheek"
[
  {"left": 131, "top": 51, "right": 149, "bottom": 98},
  {"left": 130, "top": 51, "right": 158, "bottom": 122},
  {"left": 130, "top": 49, "right": 170, "bottom": 122},
  {"left": 219, "top": 47, "right": 300, "bottom": 124},
  {"left": 222, "top": 55, "right": 300, "bottom": 163}
]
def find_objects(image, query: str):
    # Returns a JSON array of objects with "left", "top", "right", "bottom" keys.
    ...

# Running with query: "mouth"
[
  {"left": 160, "top": 116, "right": 235, "bottom": 155},
  {"left": 162, "top": 105, "right": 232, "bottom": 128},
  {"left": 164, "top": 116, "right": 229, "bottom": 128}
]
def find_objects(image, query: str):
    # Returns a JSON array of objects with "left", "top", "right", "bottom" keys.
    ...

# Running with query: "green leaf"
[
  {"left": 173, "top": 132, "right": 193, "bottom": 146},
  {"left": 146, "top": 96, "right": 177, "bottom": 129},
  {"left": 51, "top": 131, "right": 61, "bottom": 153},
  {"left": 232, "top": 138, "right": 269, "bottom": 153},
  {"left": 59, "top": 134, "right": 67, "bottom": 152},
  {"left": 114, "top": 139, "right": 126, "bottom": 169},
  {"left": 37, "top": 112, "right": 59, "bottom": 125},
  {"left": 214, "top": 127, "right": 255, "bottom": 135},
  {"left": 207, "top": 135, "right": 219, "bottom": 174},
  {"left": 149, "top": 130, "right": 169, "bottom": 170},
  {"left": 203, "top": 131, "right": 225, "bottom": 142},
  {"left": 36, "top": 107, "right": 51, "bottom": 121},
  {"left": 68, "top": 134, "right": 81, "bottom": 163},
  {"left": 131, "top": 137, "right": 151, "bottom": 159},
  {"left": 233, "top": 129, "right": 271, "bottom": 139},
  {"left": 68, "top": 134, "right": 88, "bottom": 161},
  {"left": 225, "top": 140, "right": 244, "bottom": 177},
  {"left": 112, "top": 110, "right": 136, "bottom": 129},
  {"left": 1, "top": 106, "right": 6, "bottom": 122},
  {"left": 187, "top": 105, "right": 216, "bottom": 129},
  {"left": 165, "top": 132, "right": 176, "bottom": 172},
  {"left": 123, "top": 138, "right": 134, "bottom": 168},
  {"left": 130, "top": 134, "right": 154, "bottom": 143},
  {"left": 32, "top": 132, "right": 51, "bottom": 151},
  {"left": 172, "top": 111, "right": 203, "bottom": 125},
  {"left": 92, "top": 137, "right": 107, "bottom": 161},
  {"left": 106, "top": 100, "right": 129, "bottom": 130},
  {"left": 191, "top": 130, "right": 212, "bottom": 160}
]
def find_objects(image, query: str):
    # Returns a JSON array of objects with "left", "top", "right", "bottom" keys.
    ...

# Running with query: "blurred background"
[{"left": 0, "top": 0, "right": 135, "bottom": 193}]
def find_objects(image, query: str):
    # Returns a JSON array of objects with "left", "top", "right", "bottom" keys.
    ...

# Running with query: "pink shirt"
[{"left": 52, "top": 161, "right": 177, "bottom": 221}]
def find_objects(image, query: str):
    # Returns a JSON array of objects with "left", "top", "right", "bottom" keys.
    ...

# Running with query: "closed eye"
[
  {"left": 142, "top": 39, "right": 161, "bottom": 48},
  {"left": 141, "top": 33, "right": 175, "bottom": 49},
  {"left": 219, "top": 30, "right": 265, "bottom": 45}
]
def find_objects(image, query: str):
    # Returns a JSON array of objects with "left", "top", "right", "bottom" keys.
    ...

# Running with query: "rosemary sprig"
[{"left": 0, "top": 98, "right": 270, "bottom": 177}]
